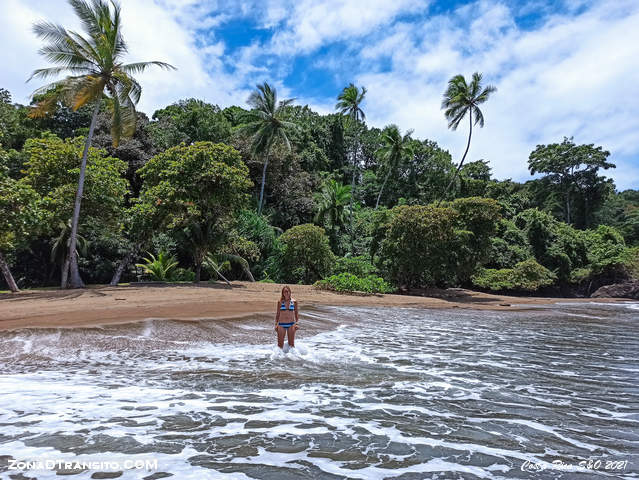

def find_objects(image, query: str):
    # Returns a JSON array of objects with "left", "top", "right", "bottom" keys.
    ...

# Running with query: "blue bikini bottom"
[{"left": 278, "top": 322, "right": 295, "bottom": 329}]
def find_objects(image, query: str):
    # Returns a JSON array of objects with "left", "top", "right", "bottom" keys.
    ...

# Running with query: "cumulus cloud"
[
  {"left": 355, "top": 0, "right": 639, "bottom": 189},
  {"left": 0, "top": 0, "right": 250, "bottom": 114}
]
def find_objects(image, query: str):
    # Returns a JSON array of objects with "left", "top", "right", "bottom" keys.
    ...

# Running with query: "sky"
[{"left": 1, "top": 0, "right": 639, "bottom": 189}]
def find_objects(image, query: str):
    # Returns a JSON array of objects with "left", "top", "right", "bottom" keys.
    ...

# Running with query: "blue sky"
[{"left": 1, "top": 0, "right": 639, "bottom": 189}]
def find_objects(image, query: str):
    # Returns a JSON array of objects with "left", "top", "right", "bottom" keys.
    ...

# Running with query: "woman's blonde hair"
[{"left": 279, "top": 285, "right": 292, "bottom": 303}]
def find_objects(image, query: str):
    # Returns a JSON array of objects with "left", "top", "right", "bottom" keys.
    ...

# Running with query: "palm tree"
[
  {"left": 51, "top": 220, "right": 89, "bottom": 288},
  {"left": 242, "top": 82, "right": 296, "bottom": 215},
  {"left": 375, "top": 125, "right": 413, "bottom": 209},
  {"left": 28, "top": 0, "right": 175, "bottom": 288},
  {"left": 314, "top": 179, "right": 351, "bottom": 251},
  {"left": 204, "top": 252, "right": 255, "bottom": 285},
  {"left": 439, "top": 72, "right": 496, "bottom": 204},
  {"left": 335, "top": 83, "right": 366, "bottom": 253}
]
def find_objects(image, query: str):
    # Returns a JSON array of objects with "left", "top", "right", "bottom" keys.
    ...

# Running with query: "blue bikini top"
[{"left": 280, "top": 299, "right": 295, "bottom": 311}]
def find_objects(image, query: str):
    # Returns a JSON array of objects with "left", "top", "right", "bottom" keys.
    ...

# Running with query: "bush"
[
  {"left": 333, "top": 255, "right": 377, "bottom": 277},
  {"left": 314, "top": 273, "right": 394, "bottom": 294},
  {"left": 378, "top": 205, "right": 459, "bottom": 288},
  {"left": 173, "top": 267, "right": 195, "bottom": 282},
  {"left": 278, "top": 224, "right": 334, "bottom": 284},
  {"left": 472, "top": 258, "right": 557, "bottom": 292}
]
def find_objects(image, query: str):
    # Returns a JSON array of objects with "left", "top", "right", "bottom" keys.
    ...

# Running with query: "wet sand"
[{"left": 0, "top": 282, "right": 630, "bottom": 331}]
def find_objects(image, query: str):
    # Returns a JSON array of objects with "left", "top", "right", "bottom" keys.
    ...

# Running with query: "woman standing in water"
[{"left": 274, "top": 286, "right": 299, "bottom": 349}]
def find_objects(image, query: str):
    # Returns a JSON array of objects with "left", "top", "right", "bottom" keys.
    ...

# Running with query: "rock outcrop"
[{"left": 591, "top": 281, "right": 639, "bottom": 299}]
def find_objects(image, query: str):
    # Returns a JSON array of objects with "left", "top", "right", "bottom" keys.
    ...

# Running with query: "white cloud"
[
  {"left": 264, "top": 0, "right": 428, "bottom": 55},
  {"left": 0, "top": 0, "right": 250, "bottom": 114},
  {"left": 1, "top": 0, "right": 638, "bottom": 189},
  {"left": 354, "top": 0, "right": 639, "bottom": 189}
]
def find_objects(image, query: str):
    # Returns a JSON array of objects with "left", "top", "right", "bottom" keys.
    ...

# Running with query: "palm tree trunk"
[
  {"left": 438, "top": 111, "right": 473, "bottom": 206},
  {"left": 110, "top": 243, "right": 142, "bottom": 286},
  {"left": 68, "top": 97, "right": 101, "bottom": 288},
  {"left": 195, "top": 262, "right": 202, "bottom": 283},
  {"left": 375, "top": 169, "right": 391, "bottom": 209},
  {"left": 257, "top": 146, "right": 271, "bottom": 215},
  {"left": 349, "top": 139, "right": 358, "bottom": 253},
  {"left": 209, "top": 262, "right": 232, "bottom": 286},
  {"left": 60, "top": 255, "right": 70, "bottom": 288},
  {"left": 0, "top": 251, "right": 19, "bottom": 293}
]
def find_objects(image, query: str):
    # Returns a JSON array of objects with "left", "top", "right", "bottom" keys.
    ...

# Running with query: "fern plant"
[{"left": 135, "top": 251, "right": 179, "bottom": 281}]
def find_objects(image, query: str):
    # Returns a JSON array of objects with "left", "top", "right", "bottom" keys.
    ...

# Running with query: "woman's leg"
[
  {"left": 286, "top": 325, "right": 296, "bottom": 347},
  {"left": 277, "top": 326, "right": 286, "bottom": 348}
]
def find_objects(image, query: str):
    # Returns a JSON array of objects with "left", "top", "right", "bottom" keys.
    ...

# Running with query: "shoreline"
[{"left": 0, "top": 282, "right": 632, "bottom": 331}]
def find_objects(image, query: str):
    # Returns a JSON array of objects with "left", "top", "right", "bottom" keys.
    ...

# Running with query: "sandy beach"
[{"left": 0, "top": 281, "right": 629, "bottom": 331}]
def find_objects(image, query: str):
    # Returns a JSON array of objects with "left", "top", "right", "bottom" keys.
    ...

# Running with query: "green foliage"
[
  {"left": 334, "top": 256, "right": 377, "bottom": 277},
  {"left": 528, "top": 137, "right": 614, "bottom": 227},
  {"left": 375, "top": 124, "right": 413, "bottom": 208},
  {"left": 472, "top": 259, "right": 557, "bottom": 292},
  {"left": 21, "top": 134, "right": 128, "bottom": 228},
  {"left": 314, "top": 273, "right": 393, "bottom": 294},
  {"left": 0, "top": 172, "right": 46, "bottom": 253},
  {"left": 487, "top": 219, "right": 533, "bottom": 268},
  {"left": 314, "top": 178, "right": 351, "bottom": 252},
  {"left": 447, "top": 197, "right": 502, "bottom": 281},
  {"left": 514, "top": 208, "right": 588, "bottom": 282},
  {"left": 580, "top": 225, "right": 632, "bottom": 280},
  {"left": 149, "top": 99, "right": 232, "bottom": 150},
  {"left": 139, "top": 141, "right": 252, "bottom": 280},
  {"left": 379, "top": 205, "right": 459, "bottom": 287},
  {"left": 136, "top": 251, "right": 179, "bottom": 281},
  {"left": 278, "top": 224, "right": 335, "bottom": 284}
]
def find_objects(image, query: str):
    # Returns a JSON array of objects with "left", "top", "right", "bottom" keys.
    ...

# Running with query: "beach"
[{"left": 0, "top": 282, "right": 628, "bottom": 331}]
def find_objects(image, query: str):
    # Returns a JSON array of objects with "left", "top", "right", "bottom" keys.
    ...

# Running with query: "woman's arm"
[
  {"left": 275, "top": 302, "right": 280, "bottom": 329},
  {"left": 294, "top": 300, "right": 299, "bottom": 327}
]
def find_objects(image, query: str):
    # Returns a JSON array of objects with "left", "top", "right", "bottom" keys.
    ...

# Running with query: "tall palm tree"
[
  {"left": 335, "top": 83, "right": 366, "bottom": 253},
  {"left": 242, "top": 82, "right": 296, "bottom": 215},
  {"left": 314, "top": 179, "right": 351, "bottom": 251},
  {"left": 28, "top": 0, "right": 175, "bottom": 288},
  {"left": 439, "top": 72, "right": 496, "bottom": 204},
  {"left": 375, "top": 125, "right": 413, "bottom": 209}
]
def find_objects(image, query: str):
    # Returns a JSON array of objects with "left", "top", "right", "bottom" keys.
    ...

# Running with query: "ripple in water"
[{"left": 0, "top": 303, "right": 638, "bottom": 479}]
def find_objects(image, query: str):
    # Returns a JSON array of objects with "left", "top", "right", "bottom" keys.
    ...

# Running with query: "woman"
[{"left": 274, "top": 285, "right": 299, "bottom": 349}]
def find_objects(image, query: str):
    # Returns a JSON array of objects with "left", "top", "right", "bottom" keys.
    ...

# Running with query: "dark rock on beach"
[{"left": 591, "top": 280, "right": 639, "bottom": 299}]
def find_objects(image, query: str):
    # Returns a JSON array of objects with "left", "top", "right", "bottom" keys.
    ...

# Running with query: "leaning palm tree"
[
  {"left": 439, "top": 72, "right": 496, "bottom": 204},
  {"left": 335, "top": 83, "right": 366, "bottom": 253},
  {"left": 314, "top": 179, "right": 351, "bottom": 251},
  {"left": 375, "top": 125, "right": 413, "bottom": 209},
  {"left": 242, "top": 82, "right": 296, "bottom": 215},
  {"left": 28, "top": 0, "right": 175, "bottom": 288}
]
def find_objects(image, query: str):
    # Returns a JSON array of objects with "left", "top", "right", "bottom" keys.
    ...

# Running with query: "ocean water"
[{"left": 0, "top": 302, "right": 638, "bottom": 479}]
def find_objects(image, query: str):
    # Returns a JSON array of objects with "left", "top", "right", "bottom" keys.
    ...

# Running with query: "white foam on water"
[{"left": 1, "top": 304, "right": 638, "bottom": 479}]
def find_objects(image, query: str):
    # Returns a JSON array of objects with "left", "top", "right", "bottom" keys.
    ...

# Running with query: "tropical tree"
[
  {"left": 528, "top": 137, "right": 614, "bottom": 226},
  {"left": 0, "top": 173, "right": 46, "bottom": 292},
  {"left": 138, "top": 142, "right": 252, "bottom": 283},
  {"left": 314, "top": 178, "right": 351, "bottom": 251},
  {"left": 242, "top": 82, "right": 296, "bottom": 214},
  {"left": 375, "top": 125, "right": 413, "bottom": 209},
  {"left": 336, "top": 83, "right": 366, "bottom": 252},
  {"left": 440, "top": 72, "right": 496, "bottom": 203},
  {"left": 28, "top": 0, "right": 175, "bottom": 288}
]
